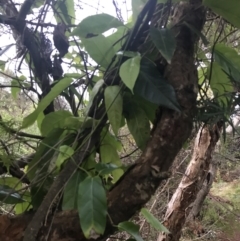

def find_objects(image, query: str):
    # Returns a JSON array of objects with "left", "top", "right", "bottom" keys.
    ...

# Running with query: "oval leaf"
[
  {"left": 22, "top": 78, "right": 73, "bottom": 128},
  {"left": 55, "top": 145, "right": 74, "bottom": 171},
  {"left": 41, "top": 110, "right": 72, "bottom": 136},
  {"left": 104, "top": 86, "right": 123, "bottom": 136},
  {"left": 62, "top": 170, "right": 87, "bottom": 210},
  {"left": 203, "top": 0, "right": 240, "bottom": 28},
  {"left": 81, "top": 35, "right": 115, "bottom": 69},
  {"left": 207, "top": 62, "right": 234, "bottom": 107},
  {"left": 71, "top": 13, "right": 123, "bottom": 37},
  {"left": 118, "top": 221, "right": 144, "bottom": 241},
  {"left": 125, "top": 102, "right": 150, "bottom": 150},
  {"left": 0, "top": 185, "right": 25, "bottom": 204},
  {"left": 53, "top": 0, "right": 75, "bottom": 25},
  {"left": 78, "top": 176, "right": 107, "bottom": 239},
  {"left": 134, "top": 59, "right": 180, "bottom": 111},
  {"left": 214, "top": 43, "right": 240, "bottom": 82},
  {"left": 119, "top": 55, "right": 141, "bottom": 92},
  {"left": 150, "top": 27, "right": 176, "bottom": 64}
]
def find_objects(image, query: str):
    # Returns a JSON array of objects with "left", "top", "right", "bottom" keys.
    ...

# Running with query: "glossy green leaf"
[
  {"left": 141, "top": 208, "right": 170, "bottom": 233},
  {"left": 78, "top": 176, "right": 107, "bottom": 238},
  {"left": 41, "top": 110, "right": 72, "bottom": 136},
  {"left": 203, "top": 0, "right": 240, "bottom": 28},
  {"left": 81, "top": 35, "right": 115, "bottom": 69},
  {"left": 55, "top": 145, "right": 74, "bottom": 171},
  {"left": 62, "top": 170, "right": 87, "bottom": 210},
  {"left": 134, "top": 59, "right": 180, "bottom": 111},
  {"left": 118, "top": 221, "right": 144, "bottom": 241},
  {"left": 22, "top": 78, "right": 73, "bottom": 128},
  {"left": 150, "top": 27, "right": 176, "bottom": 64},
  {"left": 125, "top": 102, "right": 150, "bottom": 150},
  {"left": 104, "top": 86, "right": 123, "bottom": 136},
  {"left": 208, "top": 62, "right": 234, "bottom": 107},
  {"left": 214, "top": 43, "right": 240, "bottom": 82},
  {"left": 71, "top": 14, "right": 123, "bottom": 37},
  {"left": 0, "top": 185, "right": 25, "bottom": 204},
  {"left": 54, "top": 0, "right": 75, "bottom": 25},
  {"left": 119, "top": 55, "right": 141, "bottom": 92}
]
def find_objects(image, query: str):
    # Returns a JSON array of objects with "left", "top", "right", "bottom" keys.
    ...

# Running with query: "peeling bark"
[{"left": 157, "top": 123, "right": 222, "bottom": 241}]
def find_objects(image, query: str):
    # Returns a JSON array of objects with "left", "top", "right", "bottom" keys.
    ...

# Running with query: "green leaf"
[
  {"left": 27, "top": 128, "right": 65, "bottom": 181},
  {"left": 101, "top": 129, "right": 122, "bottom": 151},
  {"left": 22, "top": 78, "right": 73, "bottom": 128},
  {"left": 125, "top": 102, "right": 150, "bottom": 150},
  {"left": 106, "top": 26, "right": 128, "bottom": 52},
  {"left": 100, "top": 130, "right": 123, "bottom": 182},
  {"left": 64, "top": 73, "right": 84, "bottom": 79},
  {"left": 198, "top": 67, "right": 207, "bottom": 85},
  {"left": 55, "top": 145, "right": 74, "bottom": 171},
  {"left": 53, "top": 0, "right": 75, "bottom": 25},
  {"left": 11, "top": 79, "right": 20, "bottom": 99},
  {"left": 78, "top": 176, "right": 107, "bottom": 238},
  {"left": 81, "top": 35, "right": 115, "bottom": 69},
  {"left": 0, "top": 185, "right": 25, "bottom": 204},
  {"left": 95, "top": 163, "right": 120, "bottom": 175},
  {"left": 131, "top": 0, "right": 148, "bottom": 24},
  {"left": 203, "top": 0, "right": 240, "bottom": 28},
  {"left": 62, "top": 170, "right": 87, "bottom": 210},
  {"left": 150, "top": 27, "right": 176, "bottom": 64},
  {"left": 41, "top": 110, "right": 73, "bottom": 136},
  {"left": 214, "top": 43, "right": 240, "bottom": 82},
  {"left": 133, "top": 95, "right": 158, "bottom": 123},
  {"left": 0, "top": 60, "right": 6, "bottom": 70},
  {"left": 31, "top": 0, "right": 44, "bottom": 9},
  {"left": 141, "top": 208, "right": 170, "bottom": 233},
  {"left": 15, "top": 192, "right": 31, "bottom": 214},
  {"left": 104, "top": 86, "right": 123, "bottom": 136},
  {"left": 118, "top": 221, "right": 144, "bottom": 241},
  {"left": 134, "top": 59, "right": 180, "bottom": 111},
  {"left": 86, "top": 79, "right": 105, "bottom": 115},
  {"left": 119, "top": 55, "right": 141, "bottom": 92},
  {"left": 71, "top": 14, "right": 123, "bottom": 37},
  {"left": 207, "top": 62, "right": 234, "bottom": 107},
  {"left": 0, "top": 177, "right": 22, "bottom": 190}
]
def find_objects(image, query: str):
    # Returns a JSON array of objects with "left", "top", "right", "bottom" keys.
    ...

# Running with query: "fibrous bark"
[{"left": 157, "top": 123, "right": 222, "bottom": 241}]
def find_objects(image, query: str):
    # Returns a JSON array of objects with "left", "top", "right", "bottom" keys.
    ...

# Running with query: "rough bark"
[
  {"left": 157, "top": 123, "right": 222, "bottom": 241},
  {"left": 0, "top": 1, "right": 206, "bottom": 241},
  {"left": 187, "top": 161, "right": 217, "bottom": 223}
]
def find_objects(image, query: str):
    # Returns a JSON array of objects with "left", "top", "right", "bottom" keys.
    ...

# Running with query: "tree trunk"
[{"left": 157, "top": 123, "right": 222, "bottom": 241}]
